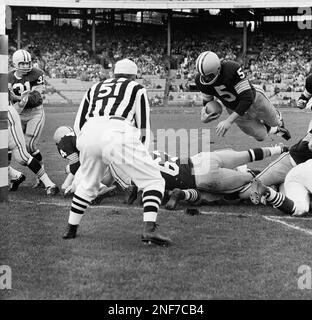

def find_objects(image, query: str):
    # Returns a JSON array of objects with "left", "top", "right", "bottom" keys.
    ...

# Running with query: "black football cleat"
[
  {"left": 62, "top": 224, "right": 78, "bottom": 239},
  {"left": 126, "top": 185, "right": 138, "bottom": 205},
  {"left": 141, "top": 222, "right": 172, "bottom": 247},
  {"left": 46, "top": 185, "right": 60, "bottom": 196},
  {"left": 165, "top": 188, "right": 185, "bottom": 210},
  {"left": 10, "top": 174, "right": 26, "bottom": 191},
  {"left": 277, "top": 127, "right": 291, "bottom": 141}
]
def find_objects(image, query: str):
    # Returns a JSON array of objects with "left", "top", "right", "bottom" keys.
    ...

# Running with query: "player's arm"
[
  {"left": 134, "top": 86, "right": 151, "bottom": 149},
  {"left": 12, "top": 90, "right": 30, "bottom": 114},
  {"left": 66, "top": 152, "right": 80, "bottom": 175},
  {"left": 74, "top": 88, "right": 91, "bottom": 136},
  {"left": 200, "top": 93, "right": 217, "bottom": 123},
  {"left": 297, "top": 74, "right": 312, "bottom": 109}
]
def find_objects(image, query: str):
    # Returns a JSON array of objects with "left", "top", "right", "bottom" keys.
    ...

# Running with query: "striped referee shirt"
[{"left": 74, "top": 77, "right": 151, "bottom": 147}]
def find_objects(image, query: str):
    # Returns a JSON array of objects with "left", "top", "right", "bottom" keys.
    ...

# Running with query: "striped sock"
[
  {"left": 248, "top": 148, "right": 265, "bottom": 162},
  {"left": 142, "top": 190, "right": 162, "bottom": 222},
  {"left": 68, "top": 194, "right": 91, "bottom": 225},
  {"left": 266, "top": 188, "right": 295, "bottom": 215},
  {"left": 183, "top": 189, "right": 200, "bottom": 202}
]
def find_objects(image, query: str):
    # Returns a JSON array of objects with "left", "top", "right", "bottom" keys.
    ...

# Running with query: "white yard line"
[
  {"left": 13, "top": 199, "right": 312, "bottom": 221},
  {"left": 263, "top": 216, "right": 312, "bottom": 237}
]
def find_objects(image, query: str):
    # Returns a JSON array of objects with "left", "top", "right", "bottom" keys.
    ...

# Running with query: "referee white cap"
[{"left": 114, "top": 58, "right": 138, "bottom": 75}]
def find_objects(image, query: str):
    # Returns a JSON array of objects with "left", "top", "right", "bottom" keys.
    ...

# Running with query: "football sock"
[
  {"left": 68, "top": 194, "right": 90, "bottom": 225},
  {"left": 248, "top": 148, "right": 265, "bottom": 161},
  {"left": 269, "top": 126, "right": 278, "bottom": 134},
  {"left": 32, "top": 150, "right": 43, "bottom": 163},
  {"left": 265, "top": 187, "right": 296, "bottom": 215},
  {"left": 142, "top": 190, "right": 162, "bottom": 222},
  {"left": 27, "top": 156, "right": 54, "bottom": 187},
  {"left": 267, "top": 145, "right": 283, "bottom": 156},
  {"left": 183, "top": 189, "right": 201, "bottom": 202}
]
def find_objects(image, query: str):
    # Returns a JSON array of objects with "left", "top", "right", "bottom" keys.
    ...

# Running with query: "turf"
[{"left": 1, "top": 105, "right": 312, "bottom": 299}]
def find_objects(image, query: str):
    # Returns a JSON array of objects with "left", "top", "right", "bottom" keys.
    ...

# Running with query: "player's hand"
[
  {"left": 18, "top": 90, "right": 30, "bottom": 108},
  {"left": 216, "top": 119, "right": 232, "bottom": 137},
  {"left": 297, "top": 98, "right": 307, "bottom": 109}
]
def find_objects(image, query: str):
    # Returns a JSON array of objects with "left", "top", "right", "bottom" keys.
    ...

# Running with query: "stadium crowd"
[{"left": 8, "top": 24, "right": 311, "bottom": 92}]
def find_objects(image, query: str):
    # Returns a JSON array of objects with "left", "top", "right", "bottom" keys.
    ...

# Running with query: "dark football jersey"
[
  {"left": 195, "top": 60, "right": 256, "bottom": 115},
  {"left": 152, "top": 150, "right": 196, "bottom": 190},
  {"left": 289, "top": 135, "right": 312, "bottom": 165},
  {"left": 305, "top": 74, "right": 312, "bottom": 95},
  {"left": 8, "top": 67, "right": 44, "bottom": 109},
  {"left": 57, "top": 133, "right": 80, "bottom": 174}
]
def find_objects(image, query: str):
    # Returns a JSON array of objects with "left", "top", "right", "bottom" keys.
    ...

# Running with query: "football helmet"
[
  {"left": 195, "top": 51, "right": 221, "bottom": 85},
  {"left": 53, "top": 126, "right": 74, "bottom": 145},
  {"left": 12, "top": 49, "right": 32, "bottom": 75}
]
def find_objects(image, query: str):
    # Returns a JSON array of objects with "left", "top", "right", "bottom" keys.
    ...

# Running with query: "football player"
[
  {"left": 128, "top": 145, "right": 288, "bottom": 210},
  {"left": 53, "top": 126, "right": 116, "bottom": 201},
  {"left": 8, "top": 49, "right": 46, "bottom": 188},
  {"left": 249, "top": 158, "right": 312, "bottom": 217},
  {"left": 8, "top": 90, "right": 59, "bottom": 195},
  {"left": 195, "top": 51, "right": 291, "bottom": 141},
  {"left": 238, "top": 127, "right": 312, "bottom": 201}
]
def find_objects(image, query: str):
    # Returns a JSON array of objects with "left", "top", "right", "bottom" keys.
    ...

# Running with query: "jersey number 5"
[{"left": 214, "top": 85, "right": 236, "bottom": 102}]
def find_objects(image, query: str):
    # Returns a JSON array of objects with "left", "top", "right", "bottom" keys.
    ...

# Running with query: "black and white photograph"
[{"left": 1, "top": 0, "right": 312, "bottom": 303}]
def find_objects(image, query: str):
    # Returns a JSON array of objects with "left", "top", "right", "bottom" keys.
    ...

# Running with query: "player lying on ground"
[
  {"left": 8, "top": 91, "right": 59, "bottom": 195},
  {"left": 128, "top": 145, "right": 288, "bottom": 210},
  {"left": 8, "top": 49, "right": 48, "bottom": 189},
  {"left": 195, "top": 50, "right": 291, "bottom": 141},
  {"left": 238, "top": 127, "right": 312, "bottom": 200},
  {"left": 249, "top": 158, "right": 312, "bottom": 217},
  {"left": 53, "top": 126, "right": 116, "bottom": 202}
]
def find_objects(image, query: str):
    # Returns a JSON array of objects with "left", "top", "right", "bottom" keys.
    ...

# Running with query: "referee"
[{"left": 63, "top": 58, "right": 171, "bottom": 246}]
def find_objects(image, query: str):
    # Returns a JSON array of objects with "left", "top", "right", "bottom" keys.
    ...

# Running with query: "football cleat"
[
  {"left": 10, "top": 174, "right": 26, "bottom": 191},
  {"left": 165, "top": 188, "right": 185, "bottom": 210},
  {"left": 126, "top": 185, "right": 138, "bottom": 205},
  {"left": 249, "top": 179, "right": 268, "bottom": 205},
  {"left": 62, "top": 224, "right": 78, "bottom": 239},
  {"left": 46, "top": 185, "right": 60, "bottom": 196},
  {"left": 32, "top": 178, "right": 45, "bottom": 189},
  {"left": 141, "top": 222, "right": 172, "bottom": 247},
  {"left": 276, "top": 127, "right": 291, "bottom": 141}
]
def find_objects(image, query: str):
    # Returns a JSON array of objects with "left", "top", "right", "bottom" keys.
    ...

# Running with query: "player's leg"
[
  {"left": 24, "top": 108, "right": 45, "bottom": 157},
  {"left": 214, "top": 145, "right": 286, "bottom": 169},
  {"left": 238, "top": 152, "right": 294, "bottom": 200},
  {"left": 8, "top": 107, "right": 58, "bottom": 194},
  {"left": 234, "top": 115, "right": 270, "bottom": 141},
  {"left": 165, "top": 188, "right": 201, "bottom": 210},
  {"left": 252, "top": 87, "right": 291, "bottom": 140},
  {"left": 109, "top": 135, "right": 171, "bottom": 246},
  {"left": 63, "top": 124, "right": 107, "bottom": 239},
  {"left": 249, "top": 178, "right": 308, "bottom": 216},
  {"left": 7, "top": 150, "right": 26, "bottom": 191},
  {"left": 24, "top": 108, "right": 46, "bottom": 187}
]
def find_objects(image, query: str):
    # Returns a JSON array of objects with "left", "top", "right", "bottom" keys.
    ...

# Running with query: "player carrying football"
[
  {"left": 8, "top": 49, "right": 47, "bottom": 188},
  {"left": 195, "top": 51, "right": 291, "bottom": 141}
]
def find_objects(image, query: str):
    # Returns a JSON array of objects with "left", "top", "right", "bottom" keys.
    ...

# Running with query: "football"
[{"left": 205, "top": 100, "right": 223, "bottom": 116}]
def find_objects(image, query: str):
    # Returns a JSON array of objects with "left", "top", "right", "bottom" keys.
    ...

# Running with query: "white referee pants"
[{"left": 75, "top": 117, "right": 164, "bottom": 202}]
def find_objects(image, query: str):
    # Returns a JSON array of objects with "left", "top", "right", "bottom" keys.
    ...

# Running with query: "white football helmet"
[
  {"left": 12, "top": 49, "right": 33, "bottom": 75},
  {"left": 195, "top": 51, "right": 221, "bottom": 85},
  {"left": 53, "top": 126, "right": 74, "bottom": 145}
]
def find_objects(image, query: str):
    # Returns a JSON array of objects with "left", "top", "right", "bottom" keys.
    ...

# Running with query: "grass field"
[{"left": 2, "top": 104, "right": 312, "bottom": 300}]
